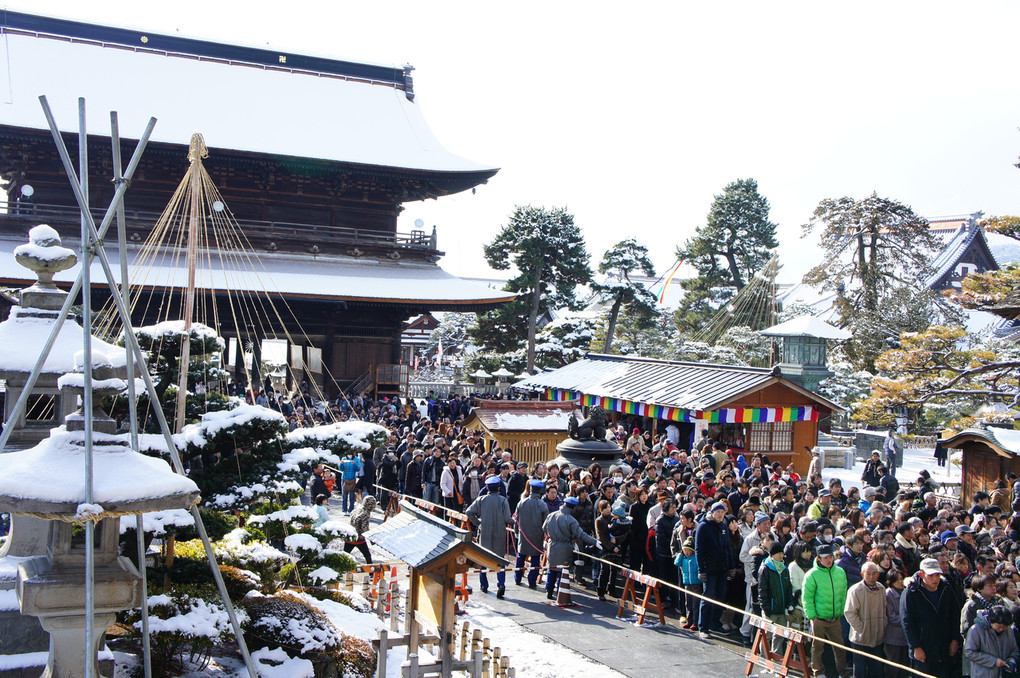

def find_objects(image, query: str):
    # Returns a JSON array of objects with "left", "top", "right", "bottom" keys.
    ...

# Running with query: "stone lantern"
[
  {"left": 491, "top": 367, "right": 513, "bottom": 396},
  {"left": 0, "top": 225, "right": 130, "bottom": 674},
  {"left": 761, "top": 315, "right": 852, "bottom": 392},
  {"left": 0, "top": 360, "right": 200, "bottom": 675},
  {"left": 469, "top": 369, "right": 491, "bottom": 389}
]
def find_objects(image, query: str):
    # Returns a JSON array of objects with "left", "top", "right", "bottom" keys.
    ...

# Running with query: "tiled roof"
[
  {"left": 926, "top": 222, "right": 986, "bottom": 288},
  {"left": 942, "top": 426, "right": 1020, "bottom": 456},
  {"left": 512, "top": 354, "right": 837, "bottom": 412},
  {"left": 366, "top": 501, "right": 470, "bottom": 569}
]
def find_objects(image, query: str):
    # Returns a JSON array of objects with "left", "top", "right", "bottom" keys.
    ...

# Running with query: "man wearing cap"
[
  {"left": 808, "top": 488, "right": 832, "bottom": 520},
  {"left": 901, "top": 557, "right": 963, "bottom": 678},
  {"left": 466, "top": 476, "right": 512, "bottom": 598},
  {"left": 543, "top": 496, "right": 598, "bottom": 600},
  {"left": 695, "top": 501, "right": 735, "bottom": 638},
  {"left": 957, "top": 524, "right": 978, "bottom": 569},
  {"left": 404, "top": 449, "right": 424, "bottom": 499},
  {"left": 506, "top": 462, "right": 529, "bottom": 513},
  {"left": 737, "top": 511, "right": 773, "bottom": 643},
  {"left": 514, "top": 479, "right": 549, "bottom": 588},
  {"left": 803, "top": 543, "right": 851, "bottom": 678}
]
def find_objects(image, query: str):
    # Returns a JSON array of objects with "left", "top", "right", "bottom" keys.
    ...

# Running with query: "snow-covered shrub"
[
  {"left": 175, "top": 534, "right": 290, "bottom": 593},
  {"left": 284, "top": 533, "right": 322, "bottom": 561},
  {"left": 123, "top": 586, "right": 240, "bottom": 677},
  {"left": 247, "top": 503, "right": 318, "bottom": 543},
  {"left": 241, "top": 592, "right": 376, "bottom": 678},
  {"left": 218, "top": 565, "right": 262, "bottom": 600},
  {"left": 301, "top": 587, "right": 372, "bottom": 613}
]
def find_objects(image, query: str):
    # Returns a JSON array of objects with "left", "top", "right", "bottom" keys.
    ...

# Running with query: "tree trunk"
[
  {"left": 723, "top": 250, "right": 745, "bottom": 290},
  {"left": 526, "top": 269, "right": 542, "bottom": 374},
  {"left": 604, "top": 295, "right": 623, "bottom": 353}
]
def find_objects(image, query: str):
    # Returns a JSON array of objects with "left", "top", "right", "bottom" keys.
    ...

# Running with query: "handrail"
[{"left": 1, "top": 200, "right": 436, "bottom": 250}]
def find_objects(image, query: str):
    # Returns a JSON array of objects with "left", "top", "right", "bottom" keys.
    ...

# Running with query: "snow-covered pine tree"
[
  {"left": 482, "top": 205, "right": 592, "bottom": 374},
  {"left": 676, "top": 179, "right": 778, "bottom": 335},
  {"left": 591, "top": 238, "right": 658, "bottom": 353}
]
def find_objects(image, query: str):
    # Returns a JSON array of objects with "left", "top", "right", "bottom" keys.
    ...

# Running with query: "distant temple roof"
[
  {"left": 761, "top": 315, "right": 851, "bottom": 340},
  {"left": 0, "top": 11, "right": 498, "bottom": 177}
]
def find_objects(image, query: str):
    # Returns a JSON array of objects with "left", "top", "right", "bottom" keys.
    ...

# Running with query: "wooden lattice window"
[{"left": 748, "top": 422, "right": 793, "bottom": 453}]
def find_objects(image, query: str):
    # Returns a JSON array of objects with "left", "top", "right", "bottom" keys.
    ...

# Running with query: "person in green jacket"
[
  {"left": 803, "top": 543, "right": 851, "bottom": 678},
  {"left": 758, "top": 541, "right": 795, "bottom": 655}
]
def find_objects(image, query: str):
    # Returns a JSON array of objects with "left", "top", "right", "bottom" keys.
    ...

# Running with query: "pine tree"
[
  {"left": 802, "top": 193, "right": 943, "bottom": 372},
  {"left": 676, "top": 179, "right": 778, "bottom": 334},
  {"left": 591, "top": 238, "right": 658, "bottom": 353},
  {"left": 483, "top": 205, "right": 592, "bottom": 373}
]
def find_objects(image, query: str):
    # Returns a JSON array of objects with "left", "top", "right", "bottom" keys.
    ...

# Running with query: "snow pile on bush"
[
  {"left": 251, "top": 647, "right": 314, "bottom": 678},
  {"left": 181, "top": 402, "right": 286, "bottom": 448},
  {"left": 314, "top": 520, "right": 357, "bottom": 540},
  {"left": 119, "top": 508, "right": 194, "bottom": 536},
  {"left": 278, "top": 447, "right": 341, "bottom": 472},
  {"left": 285, "top": 421, "right": 389, "bottom": 454},
  {"left": 285, "top": 533, "right": 323, "bottom": 558}
]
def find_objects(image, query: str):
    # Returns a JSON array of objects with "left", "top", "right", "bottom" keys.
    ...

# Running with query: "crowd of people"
[{"left": 300, "top": 390, "right": 1020, "bottom": 678}]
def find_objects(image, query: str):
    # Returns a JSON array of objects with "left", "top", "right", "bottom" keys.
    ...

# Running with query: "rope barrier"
[
  {"left": 573, "top": 548, "right": 939, "bottom": 678},
  {"left": 370, "top": 485, "right": 940, "bottom": 678}
]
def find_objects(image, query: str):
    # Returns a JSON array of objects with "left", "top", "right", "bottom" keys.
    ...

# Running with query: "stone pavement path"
[
  {"left": 466, "top": 578, "right": 752, "bottom": 678},
  {"left": 329, "top": 501, "right": 754, "bottom": 677}
]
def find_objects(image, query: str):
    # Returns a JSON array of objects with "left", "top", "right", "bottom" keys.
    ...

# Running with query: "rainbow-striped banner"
[
  {"left": 703, "top": 406, "right": 818, "bottom": 423},
  {"left": 545, "top": 389, "right": 817, "bottom": 423}
]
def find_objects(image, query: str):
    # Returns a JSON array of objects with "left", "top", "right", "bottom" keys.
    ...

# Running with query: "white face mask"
[{"left": 823, "top": 535, "right": 833, "bottom": 543}]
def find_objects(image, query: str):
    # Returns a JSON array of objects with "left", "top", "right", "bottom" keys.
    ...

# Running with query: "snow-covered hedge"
[{"left": 124, "top": 588, "right": 241, "bottom": 675}]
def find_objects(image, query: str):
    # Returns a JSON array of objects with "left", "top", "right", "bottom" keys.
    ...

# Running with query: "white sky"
[{"left": 13, "top": 0, "right": 1020, "bottom": 285}]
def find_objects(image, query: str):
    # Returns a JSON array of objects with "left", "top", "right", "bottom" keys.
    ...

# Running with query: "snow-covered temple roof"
[
  {"left": 0, "top": 235, "right": 516, "bottom": 309},
  {"left": 0, "top": 11, "right": 497, "bottom": 175}
]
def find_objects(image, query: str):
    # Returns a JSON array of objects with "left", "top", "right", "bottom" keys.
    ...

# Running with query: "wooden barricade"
[
  {"left": 744, "top": 615, "right": 812, "bottom": 678},
  {"left": 616, "top": 569, "right": 665, "bottom": 626}
]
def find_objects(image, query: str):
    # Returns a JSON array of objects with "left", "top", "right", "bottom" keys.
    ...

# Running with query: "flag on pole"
[
  {"left": 437, "top": 337, "right": 444, "bottom": 364},
  {"left": 655, "top": 259, "right": 683, "bottom": 304}
]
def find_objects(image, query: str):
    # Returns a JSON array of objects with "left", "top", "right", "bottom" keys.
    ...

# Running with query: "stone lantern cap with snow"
[{"left": 0, "top": 349, "right": 200, "bottom": 519}]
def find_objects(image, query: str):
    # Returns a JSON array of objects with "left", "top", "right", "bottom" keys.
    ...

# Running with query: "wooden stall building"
[
  {"left": 460, "top": 400, "right": 575, "bottom": 470},
  {"left": 514, "top": 354, "right": 843, "bottom": 475}
]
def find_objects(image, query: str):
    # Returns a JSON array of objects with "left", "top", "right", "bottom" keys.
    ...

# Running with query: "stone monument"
[{"left": 552, "top": 406, "right": 623, "bottom": 472}]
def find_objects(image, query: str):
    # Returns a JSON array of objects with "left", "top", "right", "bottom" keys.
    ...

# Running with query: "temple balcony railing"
[{"left": 0, "top": 201, "right": 441, "bottom": 258}]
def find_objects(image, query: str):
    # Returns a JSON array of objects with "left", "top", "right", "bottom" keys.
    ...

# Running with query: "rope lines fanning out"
[
  {"left": 92, "top": 132, "right": 350, "bottom": 419},
  {"left": 693, "top": 253, "right": 780, "bottom": 346}
]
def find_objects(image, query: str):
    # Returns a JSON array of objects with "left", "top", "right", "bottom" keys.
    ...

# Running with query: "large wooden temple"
[{"left": 0, "top": 12, "right": 514, "bottom": 398}]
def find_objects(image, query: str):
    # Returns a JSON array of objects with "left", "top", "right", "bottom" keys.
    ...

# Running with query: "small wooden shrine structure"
[
  {"left": 366, "top": 501, "right": 507, "bottom": 677},
  {"left": 941, "top": 425, "right": 1020, "bottom": 500},
  {"left": 460, "top": 400, "right": 575, "bottom": 468}
]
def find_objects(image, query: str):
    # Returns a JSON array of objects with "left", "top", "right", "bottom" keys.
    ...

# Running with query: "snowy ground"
[{"left": 820, "top": 445, "right": 961, "bottom": 495}]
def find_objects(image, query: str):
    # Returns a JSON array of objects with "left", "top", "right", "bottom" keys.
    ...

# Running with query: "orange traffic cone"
[{"left": 551, "top": 569, "right": 578, "bottom": 608}]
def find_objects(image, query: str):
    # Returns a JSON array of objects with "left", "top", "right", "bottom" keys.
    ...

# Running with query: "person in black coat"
[
  {"left": 404, "top": 451, "right": 424, "bottom": 499},
  {"left": 695, "top": 502, "right": 736, "bottom": 636},
  {"left": 901, "top": 558, "right": 964, "bottom": 678},
  {"left": 378, "top": 451, "right": 399, "bottom": 499},
  {"left": 506, "top": 462, "right": 528, "bottom": 513},
  {"left": 358, "top": 451, "right": 376, "bottom": 499},
  {"left": 655, "top": 500, "right": 681, "bottom": 610}
]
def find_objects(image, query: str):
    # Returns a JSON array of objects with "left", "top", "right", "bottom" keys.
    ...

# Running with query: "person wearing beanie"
[
  {"left": 803, "top": 543, "right": 850, "bottom": 678},
  {"left": 466, "top": 476, "right": 512, "bottom": 598},
  {"left": 675, "top": 536, "right": 701, "bottom": 630},
  {"left": 736, "top": 511, "right": 773, "bottom": 643},
  {"left": 694, "top": 500, "right": 734, "bottom": 638},
  {"left": 964, "top": 605, "right": 1019, "bottom": 678},
  {"left": 758, "top": 540, "right": 794, "bottom": 656},
  {"left": 514, "top": 479, "right": 549, "bottom": 588},
  {"left": 542, "top": 494, "right": 598, "bottom": 600}
]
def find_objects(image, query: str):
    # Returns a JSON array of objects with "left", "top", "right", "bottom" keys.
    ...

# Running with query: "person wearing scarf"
[{"left": 759, "top": 541, "right": 794, "bottom": 655}]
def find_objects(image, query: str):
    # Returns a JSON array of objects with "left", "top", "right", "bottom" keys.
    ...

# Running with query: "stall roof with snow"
[
  {"left": 460, "top": 401, "right": 575, "bottom": 468},
  {"left": 366, "top": 501, "right": 506, "bottom": 571}
]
